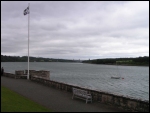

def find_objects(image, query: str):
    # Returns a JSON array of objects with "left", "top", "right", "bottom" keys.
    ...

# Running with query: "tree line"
[
  {"left": 1, "top": 55, "right": 149, "bottom": 66},
  {"left": 1, "top": 55, "right": 77, "bottom": 62},
  {"left": 82, "top": 56, "right": 149, "bottom": 66}
]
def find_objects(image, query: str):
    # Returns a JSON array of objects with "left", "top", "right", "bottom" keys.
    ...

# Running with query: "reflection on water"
[{"left": 1, "top": 62, "right": 149, "bottom": 101}]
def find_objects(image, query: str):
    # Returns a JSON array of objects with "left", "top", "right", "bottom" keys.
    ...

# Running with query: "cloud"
[{"left": 1, "top": 1, "right": 149, "bottom": 60}]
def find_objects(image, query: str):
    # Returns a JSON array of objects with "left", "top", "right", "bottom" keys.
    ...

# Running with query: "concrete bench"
[{"left": 72, "top": 87, "right": 92, "bottom": 103}]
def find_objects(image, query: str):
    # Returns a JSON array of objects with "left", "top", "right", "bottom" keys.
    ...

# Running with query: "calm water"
[{"left": 1, "top": 62, "right": 149, "bottom": 101}]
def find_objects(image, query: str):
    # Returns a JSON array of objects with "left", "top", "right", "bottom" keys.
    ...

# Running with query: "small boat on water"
[{"left": 111, "top": 76, "right": 120, "bottom": 79}]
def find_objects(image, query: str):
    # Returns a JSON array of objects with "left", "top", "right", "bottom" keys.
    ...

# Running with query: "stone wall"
[
  {"left": 25, "top": 70, "right": 36, "bottom": 75},
  {"left": 30, "top": 76, "right": 149, "bottom": 112},
  {"left": 31, "top": 70, "right": 50, "bottom": 79},
  {"left": 15, "top": 70, "right": 50, "bottom": 79},
  {"left": 15, "top": 70, "right": 24, "bottom": 75},
  {"left": 4, "top": 72, "right": 20, "bottom": 79},
  {"left": 3, "top": 72, "right": 149, "bottom": 112}
]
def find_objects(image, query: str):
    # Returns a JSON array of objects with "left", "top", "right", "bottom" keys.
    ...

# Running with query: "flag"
[{"left": 24, "top": 6, "right": 29, "bottom": 15}]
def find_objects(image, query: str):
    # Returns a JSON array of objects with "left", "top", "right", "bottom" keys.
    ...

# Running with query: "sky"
[{"left": 1, "top": 1, "right": 149, "bottom": 60}]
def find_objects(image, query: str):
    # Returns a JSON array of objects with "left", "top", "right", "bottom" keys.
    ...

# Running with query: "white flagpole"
[{"left": 27, "top": 3, "right": 30, "bottom": 80}]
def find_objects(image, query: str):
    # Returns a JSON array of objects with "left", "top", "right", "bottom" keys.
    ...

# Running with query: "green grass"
[{"left": 1, "top": 86, "right": 53, "bottom": 112}]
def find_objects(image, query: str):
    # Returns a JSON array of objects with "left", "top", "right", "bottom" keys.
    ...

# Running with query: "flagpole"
[{"left": 27, "top": 3, "right": 30, "bottom": 80}]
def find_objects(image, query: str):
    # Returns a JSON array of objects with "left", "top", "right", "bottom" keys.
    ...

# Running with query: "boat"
[{"left": 111, "top": 76, "right": 120, "bottom": 79}]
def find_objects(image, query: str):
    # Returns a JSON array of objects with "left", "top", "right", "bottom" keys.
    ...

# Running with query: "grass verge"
[{"left": 1, "top": 85, "right": 53, "bottom": 112}]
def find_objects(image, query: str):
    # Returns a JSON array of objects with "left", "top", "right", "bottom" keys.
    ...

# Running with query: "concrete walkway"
[{"left": 1, "top": 76, "right": 127, "bottom": 112}]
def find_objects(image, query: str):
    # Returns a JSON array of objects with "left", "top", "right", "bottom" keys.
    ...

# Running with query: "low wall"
[
  {"left": 4, "top": 72, "right": 21, "bottom": 79},
  {"left": 3, "top": 72, "right": 149, "bottom": 112},
  {"left": 15, "top": 70, "right": 24, "bottom": 75},
  {"left": 3, "top": 72, "right": 14, "bottom": 77},
  {"left": 24, "top": 70, "right": 36, "bottom": 75},
  {"left": 30, "top": 76, "right": 149, "bottom": 112},
  {"left": 15, "top": 70, "right": 50, "bottom": 79},
  {"left": 31, "top": 70, "right": 50, "bottom": 79}
]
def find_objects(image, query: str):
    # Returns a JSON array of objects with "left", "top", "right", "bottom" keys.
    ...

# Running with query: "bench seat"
[{"left": 72, "top": 87, "right": 92, "bottom": 103}]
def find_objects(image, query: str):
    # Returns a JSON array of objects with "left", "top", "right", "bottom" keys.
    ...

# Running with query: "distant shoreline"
[
  {"left": 1, "top": 61, "right": 149, "bottom": 67},
  {"left": 107, "top": 64, "right": 149, "bottom": 67},
  {"left": 84, "top": 63, "right": 149, "bottom": 67}
]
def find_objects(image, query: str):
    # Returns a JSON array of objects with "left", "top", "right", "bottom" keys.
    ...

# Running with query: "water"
[{"left": 1, "top": 62, "right": 149, "bottom": 101}]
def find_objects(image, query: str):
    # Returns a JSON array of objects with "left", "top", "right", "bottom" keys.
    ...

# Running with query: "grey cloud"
[{"left": 1, "top": 1, "right": 149, "bottom": 60}]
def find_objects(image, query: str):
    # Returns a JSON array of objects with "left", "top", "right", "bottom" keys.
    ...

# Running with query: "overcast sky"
[{"left": 1, "top": 1, "right": 149, "bottom": 60}]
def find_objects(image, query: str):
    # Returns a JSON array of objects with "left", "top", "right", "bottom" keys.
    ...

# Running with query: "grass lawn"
[{"left": 1, "top": 85, "right": 53, "bottom": 112}]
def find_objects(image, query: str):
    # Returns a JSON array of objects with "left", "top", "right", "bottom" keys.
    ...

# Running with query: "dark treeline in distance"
[
  {"left": 83, "top": 56, "right": 149, "bottom": 66},
  {"left": 1, "top": 55, "right": 79, "bottom": 62},
  {"left": 1, "top": 55, "right": 149, "bottom": 66}
]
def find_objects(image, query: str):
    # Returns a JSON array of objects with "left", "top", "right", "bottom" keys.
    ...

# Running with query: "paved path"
[{"left": 1, "top": 76, "right": 127, "bottom": 112}]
